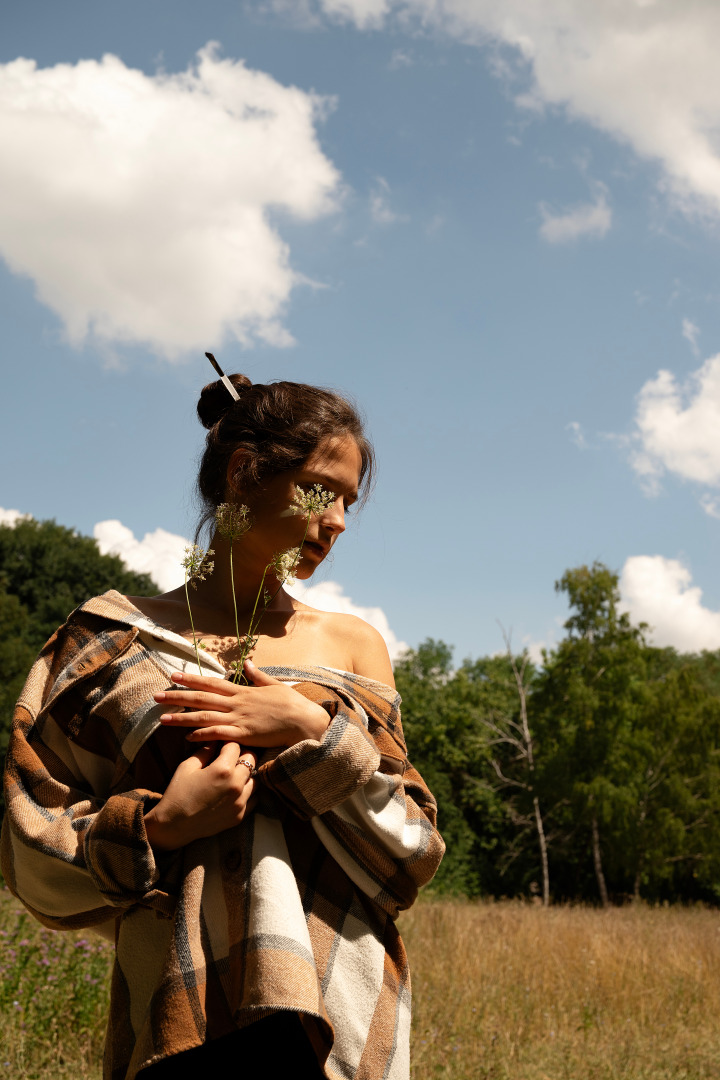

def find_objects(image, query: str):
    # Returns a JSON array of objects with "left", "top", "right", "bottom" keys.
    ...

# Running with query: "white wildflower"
[
  {"left": 288, "top": 483, "right": 336, "bottom": 518},
  {"left": 271, "top": 547, "right": 301, "bottom": 585},
  {"left": 215, "top": 502, "right": 252, "bottom": 541},
  {"left": 182, "top": 545, "right": 214, "bottom": 589}
]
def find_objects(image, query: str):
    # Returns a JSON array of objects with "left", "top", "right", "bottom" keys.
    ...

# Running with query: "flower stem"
[
  {"left": 229, "top": 542, "right": 242, "bottom": 656},
  {"left": 232, "top": 513, "right": 312, "bottom": 683},
  {"left": 184, "top": 575, "right": 203, "bottom": 675}
]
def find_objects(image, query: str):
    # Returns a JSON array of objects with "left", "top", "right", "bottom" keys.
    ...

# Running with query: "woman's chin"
[{"left": 294, "top": 563, "right": 317, "bottom": 581}]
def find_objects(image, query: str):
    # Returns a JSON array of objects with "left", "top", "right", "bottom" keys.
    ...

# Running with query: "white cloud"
[
  {"left": 287, "top": 578, "right": 408, "bottom": 661},
  {"left": 682, "top": 317, "right": 701, "bottom": 355},
  {"left": 700, "top": 494, "right": 720, "bottom": 520},
  {"left": 308, "top": 0, "right": 720, "bottom": 219},
  {"left": 319, "top": 0, "right": 389, "bottom": 29},
  {"left": 389, "top": 48, "right": 414, "bottom": 69},
  {"left": 94, "top": 520, "right": 189, "bottom": 592},
  {"left": 629, "top": 355, "right": 720, "bottom": 494},
  {"left": 0, "top": 45, "right": 340, "bottom": 357},
  {"left": 370, "top": 176, "right": 405, "bottom": 225},
  {"left": 566, "top": 420, "right": 587, "bottom": 450},
  {"left": 539, "top": 188, "right": 612, "bottom": 244},
  {"left": 620, "top": 555, "right": 720, "bottom": 652},
  {"left": 0, "top": 508, "right": 30, "bottom": 527}
]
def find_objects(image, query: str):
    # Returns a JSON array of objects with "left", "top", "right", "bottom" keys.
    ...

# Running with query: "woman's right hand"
[{"left": 143, "top": 742, "right": 257, "bottom": 852}]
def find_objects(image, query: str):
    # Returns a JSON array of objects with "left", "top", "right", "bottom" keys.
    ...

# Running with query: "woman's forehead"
[{"left": 302, "top": 435, "right": 362, "bottom": 487}]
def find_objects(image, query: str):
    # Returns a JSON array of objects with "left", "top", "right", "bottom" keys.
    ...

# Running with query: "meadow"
[{"left": 1, "top": 888, "right": 719, "bottom": 1079}]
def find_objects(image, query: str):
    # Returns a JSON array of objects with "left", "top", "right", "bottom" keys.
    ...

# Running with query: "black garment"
[{"left": 137, "top": 1012, "right": 325, "bottom": 1079}]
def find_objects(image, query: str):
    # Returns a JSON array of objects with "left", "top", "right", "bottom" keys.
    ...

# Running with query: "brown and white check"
[{"left": 1, "top": 592, "right": 444, "bottom": 1080}]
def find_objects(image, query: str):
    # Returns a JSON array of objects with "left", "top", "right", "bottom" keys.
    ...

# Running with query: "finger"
[
  {"left": 243, "top": 659, "right": 280, "bottom": 686},
  {"left": 176, "top": 742, "right": 217, "bottom": 772},
  {"left": 186, "top": 725, "right": 246, "bottom": 743},
  {"left": 155, "top": 689, "right": 234, "bottom": 711},
  {"left": 170, "top": 671, "right": 238, "bottom": 695},
  {"left": 159, "top": 710, "right": 232, "bottom": 726},
  {"left": 235, "top": 757, "right": 256, "bottom": 779},
  {"left": 215, "top": 741, "right": 242, "bottom": 767},
  {"left": 240, "top": 776, "right": 256, "bottom": 803}
]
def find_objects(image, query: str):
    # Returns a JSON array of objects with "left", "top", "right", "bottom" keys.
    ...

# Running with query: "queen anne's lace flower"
[
  {"left": 289, "top": 483, "right": 336, "bottom": 518},
  {"left": 182, "top": 545, "right": 215, "bottom": 588},
  {"left": 271, "top": 547, "right": 301, "bottom": 586},
  {"left": 215, "top": 502, "right": 252, "bottom": 541}
]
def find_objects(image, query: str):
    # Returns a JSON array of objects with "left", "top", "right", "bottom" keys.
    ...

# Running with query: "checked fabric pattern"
[{"left": 1, "top": 592, "right": 444, "bottom": 1080}]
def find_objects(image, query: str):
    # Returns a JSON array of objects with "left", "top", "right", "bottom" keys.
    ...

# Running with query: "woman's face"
[{"left": 231, "top": 434, "right": 363, "bottom": 581}]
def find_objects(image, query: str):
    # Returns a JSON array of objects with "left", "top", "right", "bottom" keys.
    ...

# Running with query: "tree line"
[
  {"left": 1, "top": 519, "right": 719, "bottom": 904},
  {"left": 396, "top": 564, "right": 720, "bottom": 905}
]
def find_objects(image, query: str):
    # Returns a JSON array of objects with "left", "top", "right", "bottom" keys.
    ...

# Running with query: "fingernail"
[
  {"left": 160, "top": 714, "right": 173, "bottom": 722},
  {"left": 171, "top": 672, "right": 185, "bottom": 683},
  {"left": 154, "top": 692, "right": 166, "bottom": 702}
]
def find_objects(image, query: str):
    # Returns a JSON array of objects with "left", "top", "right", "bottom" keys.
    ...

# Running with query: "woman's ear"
[{"left": 226, "top": 448, "right": 250, "bottom": 497}]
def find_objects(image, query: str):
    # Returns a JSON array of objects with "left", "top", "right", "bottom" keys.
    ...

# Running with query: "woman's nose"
[{"left": 321, "top": 497, "right": 346, "bottom": 534}]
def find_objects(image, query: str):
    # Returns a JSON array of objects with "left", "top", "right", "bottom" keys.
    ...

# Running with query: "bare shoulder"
[{"left": 319, "top": 611, "right": 395, "bottom": 687}]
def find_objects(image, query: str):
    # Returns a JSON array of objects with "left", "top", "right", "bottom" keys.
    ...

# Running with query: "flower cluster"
[
  {"left": 181, "top": 482, "right": 336, "bottom": 683},
  {"left": 289, "top": 483, "right": 336, "bottom": 518},
  {"left": 215, "top": 502, "right": 252, "bottom": 541},
  {"left": 182, "top": 545, "right": 215, "bottom": 589},
  {"left": 271, "top": 547, "right": 301, "bottom": 587}
]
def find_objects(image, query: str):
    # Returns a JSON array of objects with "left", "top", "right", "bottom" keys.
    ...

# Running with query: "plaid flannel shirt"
[{"left": 1, "top": 592, "right": 444, "bottom": 1080}]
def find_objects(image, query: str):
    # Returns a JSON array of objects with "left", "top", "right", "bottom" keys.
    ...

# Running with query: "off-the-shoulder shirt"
[{"left": 1, "top": 591, "right": 444, "bottom": 1080}]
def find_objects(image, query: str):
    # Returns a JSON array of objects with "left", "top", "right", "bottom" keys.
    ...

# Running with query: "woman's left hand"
[{"left": 154, "top": 660, "right": 331, "bottom": 747}]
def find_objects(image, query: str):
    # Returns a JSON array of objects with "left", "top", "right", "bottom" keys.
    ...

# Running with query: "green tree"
[
  {"left": 0, "top": 583, "right": 37, "bottom": 760},
  {"left": 395, "top": 641, "right": 509, "bottom": 896},
  {"left": 0, "top": 518, "right": 155, "bottom": 651},
  {"left": 533, "top": 562, "right": 720, "bottom": 903}
]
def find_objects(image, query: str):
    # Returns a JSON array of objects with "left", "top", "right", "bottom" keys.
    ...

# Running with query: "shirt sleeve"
[
  {"left": 256, "top": 682, "right": 445, "bottom": 917},
  {"left": 1, "top": 657, "right": 177, "bottom": 932}
]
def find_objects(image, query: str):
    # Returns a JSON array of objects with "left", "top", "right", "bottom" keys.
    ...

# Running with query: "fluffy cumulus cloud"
[
  {"left": 0, "top": 508, "right": 30, "bottom": 527},
  {"left": 94, "top": 520, "right": 190, "bottom": 592},
  {"left": 286, "top": 579, "right": 408, "bottom": 661},
  {"left": 629, "top": 354, "right": 720, "bottom": 500},
  {"left": 308, "top": 0, "right": 720, "bottom": 218},
  {"left": 0, "top": 45, "right": 340, "bottom": 356},
  {"left": 620, "top": 555, "right": 720, "bottom": 652}
]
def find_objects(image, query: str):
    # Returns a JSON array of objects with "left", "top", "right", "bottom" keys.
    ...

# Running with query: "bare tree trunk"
[
  {"left": 533, "top": 795, "right": 550, "bottom": 906},
  {"left": 504, "top": 629, "right": 551, "bottom": 907},
  {"left": 591, "top": 813, "right": 609, "bottom": 908}
]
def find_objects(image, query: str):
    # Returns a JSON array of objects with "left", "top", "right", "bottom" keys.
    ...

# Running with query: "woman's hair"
[{"left": 196, "top": 374, "right": 374, "bottom": 536}]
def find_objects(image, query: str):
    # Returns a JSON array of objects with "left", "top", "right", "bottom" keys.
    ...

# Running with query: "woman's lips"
[{"left": 303, "top": 541, "right": 327, "bottom": 559}]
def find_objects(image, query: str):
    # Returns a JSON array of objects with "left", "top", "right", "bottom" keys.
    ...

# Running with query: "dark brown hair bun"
[{"left": 196, "top": 374, "right": 252, "bottom": 430}]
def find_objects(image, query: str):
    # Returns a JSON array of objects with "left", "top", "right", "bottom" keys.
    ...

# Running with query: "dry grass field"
[
  {"left": 401, "top": 899, "right": 720, "bottom": 1079},
  {"left": 2, "top": 888, "right": 720, "bottom": 1078}
]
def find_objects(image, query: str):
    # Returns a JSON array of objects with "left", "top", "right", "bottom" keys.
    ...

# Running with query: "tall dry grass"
[
  {"left": 400, "top": 899, "right": 720, "bottom": 1079},
  {"left": 3, "top": 886, "right": 720, "bottom": 1078}
]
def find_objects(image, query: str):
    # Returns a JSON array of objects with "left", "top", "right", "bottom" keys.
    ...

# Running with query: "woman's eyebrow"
[{"left": 301, "top": 472, "right": 358, "bottom": 500}]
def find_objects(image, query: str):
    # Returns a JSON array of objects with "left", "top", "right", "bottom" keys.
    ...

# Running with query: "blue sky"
[{"left": 2, "top": 0, "right": 720, "bottom": 662}]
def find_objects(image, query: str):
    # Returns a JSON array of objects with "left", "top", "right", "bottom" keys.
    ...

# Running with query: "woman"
[{"left": 1, "top": 372, "right": 444, "bottom": 1080}]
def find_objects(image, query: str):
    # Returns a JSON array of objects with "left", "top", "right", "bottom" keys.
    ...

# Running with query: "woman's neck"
[{"left": 187, "top": 532, "right": 295, "bottom": 620}]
